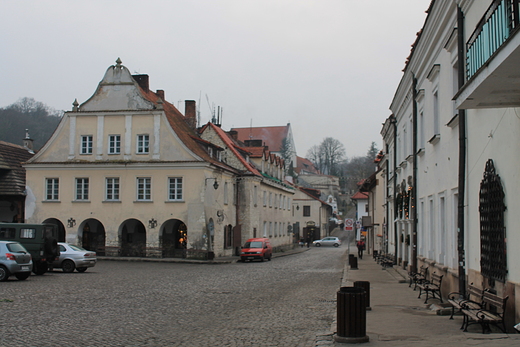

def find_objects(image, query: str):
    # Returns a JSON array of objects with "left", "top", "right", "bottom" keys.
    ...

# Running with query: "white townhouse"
[{"left": 381, "top": 0, "right": 520, "bottom": 330}]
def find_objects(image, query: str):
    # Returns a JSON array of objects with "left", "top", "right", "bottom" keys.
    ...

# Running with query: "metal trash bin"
[
  {"left": 349, "top": 254, "right": 358, "bottom": 270},
  {"left": 335, "top": 286, "right": 369, "bottom": 343},
  {"left": 354, "top": 281, "right": 371, "bottom": 310}
]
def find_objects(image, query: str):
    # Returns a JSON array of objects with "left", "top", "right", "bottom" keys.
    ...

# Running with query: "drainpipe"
[
  {"left": 457, "top": 6, "right": 467, "bottom": 295},
  {"left": 235, "top": 177, "right": 241, "bottom": 256},
  {"left": 392, "top": 116, "right": 398, "bottom": 265},
  {"left": 385, "top": 143, "right": 390, "bottom": 254},
  {"left": 412, "top": 75, "right": 418, "bottom": 274}
]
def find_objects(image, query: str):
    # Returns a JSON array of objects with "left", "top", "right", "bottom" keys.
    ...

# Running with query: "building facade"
[
  {"left": 24, "top": 59, "right": 239, "bottom": 258},
  {"left": 381, "top": 0, "right": 520, "bottom": 329}
]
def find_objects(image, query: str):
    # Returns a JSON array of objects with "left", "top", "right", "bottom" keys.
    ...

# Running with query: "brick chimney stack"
[
  {"left": 228, "top": 130, "right": 238, "bottom": 141},
  {"left": 184, "top": 100, "right": 197, "bottom": 130},
  {"left": 156, "top": 90, "right": 165, "bottom": 100},
  {"left": 132, "top": 74, "right": 149, "bottom": 92}
]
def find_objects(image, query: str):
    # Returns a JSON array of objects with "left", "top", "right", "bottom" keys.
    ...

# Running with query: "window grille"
[{"left": 479, "top": 159, "right": 507, "bottom": 285}]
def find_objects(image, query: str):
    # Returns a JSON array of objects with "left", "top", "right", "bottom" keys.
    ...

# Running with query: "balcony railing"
[{"left": 466, "top": 0, "right": 520, "bottom": 79}]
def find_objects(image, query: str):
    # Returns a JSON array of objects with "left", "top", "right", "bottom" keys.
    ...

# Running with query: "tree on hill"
[
  {"left": 306, "top": 137, "right": 346, "bottom": 176},
  {"left": 339, "top": 141, "right": 380, "bottom": 193},
  {"left": 0, "top": 97, "right": 62, "bottom": 150}
]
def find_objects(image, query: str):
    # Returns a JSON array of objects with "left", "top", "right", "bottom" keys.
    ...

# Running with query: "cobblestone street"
[{"left": 0, "top": 245, "right": 345, "bottom": 347}]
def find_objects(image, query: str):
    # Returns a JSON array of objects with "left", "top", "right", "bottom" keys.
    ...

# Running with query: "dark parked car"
[
  {"left": 0, "top": 222, "right": 60, "bottom": 275},
  {"left": 0, "top": 241, "right": 33, "bottom": 281}
]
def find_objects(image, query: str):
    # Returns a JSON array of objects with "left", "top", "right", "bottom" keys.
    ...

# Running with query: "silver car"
[
  {"left": 313, "top": 237, "right": 341, "bottom": 247},
  {"left": 0, "top": 241, "right": 33, "bottom": 281},
  {"left": 52, "top": 243, "right": 97, "bottom": 273}
]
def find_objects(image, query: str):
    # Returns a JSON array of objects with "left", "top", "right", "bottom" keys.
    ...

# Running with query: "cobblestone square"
[{"left": 0, "top": 246, "right": 345, "bottom": 347}]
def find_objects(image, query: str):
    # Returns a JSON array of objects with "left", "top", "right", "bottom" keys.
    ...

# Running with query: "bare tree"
[
  {"left": 320, "top": 137, "right": 345, "bottom": 176},
  {"left": 306, "top": 144, "right": 324, "bottom": 173}
]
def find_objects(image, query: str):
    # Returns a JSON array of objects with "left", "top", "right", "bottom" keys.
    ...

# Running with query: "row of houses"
[
  {"left": 1, "top": 58, "right": 336, "bottom": 259},
  {"left": 360, "top": 0, "right": 520, "bottom": 330}
]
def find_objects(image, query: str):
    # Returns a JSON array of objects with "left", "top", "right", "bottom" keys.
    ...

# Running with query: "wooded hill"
[{"left": 0, "top": 98, "right": 62, "bottom": 151}]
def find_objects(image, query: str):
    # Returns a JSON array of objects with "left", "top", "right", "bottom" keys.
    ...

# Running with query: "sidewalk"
[{"left": 316, "top": 246, "right": 520, "bottom": 346}]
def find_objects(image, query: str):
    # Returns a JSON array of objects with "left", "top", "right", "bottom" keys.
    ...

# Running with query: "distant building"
[
  {"left": 291, "top": 186, "right": 332, "bottom": 242},
  {"left": 231, "top": 124, "right": 297, "bottom": 169}
]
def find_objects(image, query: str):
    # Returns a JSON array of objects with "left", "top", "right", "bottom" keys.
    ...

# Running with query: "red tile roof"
[
  {"left": 203, "top": 122, "right": 261, "bottom": 176},
  {"left": 351, "top": 191, "right": 369, "bottom": 200},
  {"left": 295, "top": 156, "right": 320, "bottom": 174},
  {"left": 230, "top": 125, "right": 289, "bottom": 152},
  {"left": 137, "top": 86, "right": 234, "bottom": 173}
]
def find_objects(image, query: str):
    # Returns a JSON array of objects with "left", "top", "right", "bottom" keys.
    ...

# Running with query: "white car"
[
  {"left": 51, "top": 243, "right": 97, "bottom": 273},
  {"left": 313, "top": 237, "right": 341, "bottom": 247}
]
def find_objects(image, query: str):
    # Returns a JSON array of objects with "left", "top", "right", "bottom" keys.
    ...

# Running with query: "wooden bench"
[
  {"left": 461, "top": 291, "right": 508, "bottom": 333},
  {"left": 408, "top": 265, "right": 428, "bottom": 291},
  {"left": 417, "top": 272, "right": 443, "bottom": 304},
  {"left": 448, "top": 283, "right": 484, "bottom": 321},
  {"left": 378, "top": 253, "right": 395, "bottom": 268}
]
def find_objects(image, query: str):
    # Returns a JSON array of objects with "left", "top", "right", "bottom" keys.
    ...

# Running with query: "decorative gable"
[{"left": 80, "top": 58, "right": 156, "bottom": 112}]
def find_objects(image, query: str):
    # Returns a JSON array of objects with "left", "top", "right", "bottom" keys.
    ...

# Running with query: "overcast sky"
[{"left": 0, "top": 0, "right": 429, "bottom": 158}]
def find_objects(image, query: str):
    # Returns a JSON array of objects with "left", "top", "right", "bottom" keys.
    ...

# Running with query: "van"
[
  {"left": 240, "top": 238, "right": 272, "bottom": 262},
  {"left": 0, "top": 223, "right": 60, "bottom": 275}
]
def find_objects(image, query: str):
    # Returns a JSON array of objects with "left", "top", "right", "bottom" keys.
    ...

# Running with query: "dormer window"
[{"left": 208, "top": 147, "right": 213, "bottom": 158}]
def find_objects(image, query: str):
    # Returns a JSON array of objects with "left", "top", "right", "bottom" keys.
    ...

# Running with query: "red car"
[{"left": 240, "top": 238, "right": 272, "bottom": 262}]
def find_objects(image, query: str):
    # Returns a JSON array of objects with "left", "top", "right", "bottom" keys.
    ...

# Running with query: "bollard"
[
  {"left": 334, "top": 286, "right": 369, "bottom": 343},
  {"left": 349, "top": 254, "right": 358, "bottom": 270},
  {"left": 354, "top": 281, "right": 371, "bottom": 310}
]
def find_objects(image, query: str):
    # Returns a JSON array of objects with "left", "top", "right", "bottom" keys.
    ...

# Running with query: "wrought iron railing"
[{"left": 466, "top": 0, "right": 520, "bottom": 79}]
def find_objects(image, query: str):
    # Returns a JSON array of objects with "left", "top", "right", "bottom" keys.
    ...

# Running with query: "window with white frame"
[
  {"left": 253, "top": 186, "right": 257, "bottom": 206},
  {"left": 46, "top": 178, "right": 59, "bottom": 201},
  {"left": 137, "top": 177, "right": 151, "bottom": 201},
  {"left": 106, "top": 177, "right": 120, "bottom": 201},
  {"left": 137, "top": 134, "right": 149, "bottom": 154},
  {"left": 263, "top": 191, "right": 267, "bottom": 206},
  {"left": 269, "top": 192, "right": 272, "bottom": 207},
  {"left": 168, "top": 177, "right": 183, "bottom": 201},
  {"left": 81, "top": 135, "right": 93, "bottom": 154},
  {"left": 75, "top": 178, "right": 89, "bottom": 201},
  {"left": 274, "top": 222, "right": 278, "bottom": 237},
  {"left": 108, "top": 135, "right": 121, "bottom": 154}
]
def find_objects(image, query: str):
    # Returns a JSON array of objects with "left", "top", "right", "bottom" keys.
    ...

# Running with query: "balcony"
[{"left": 456, "top": 0, "right": 520, "bottom": 109}]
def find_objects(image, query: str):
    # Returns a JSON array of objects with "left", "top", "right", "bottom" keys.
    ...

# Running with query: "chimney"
[
  {"left": 23, "top": 129, "right": 34, "bottom": 152},
  {"left": 184, "top": 100, "right": 197, "bottom": 130},
  {"left": 132, "top": 74, "right": 149, "bottom": 92},
  {"left": 156, "top": 90, "right": 165, "bottom": 100},
  {"left": 228, "top": 130, "right": 238, "bottom": 141}
]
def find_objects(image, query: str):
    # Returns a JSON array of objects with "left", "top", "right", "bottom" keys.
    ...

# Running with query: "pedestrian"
[
  {"left": 356, "top": 239, "right": 365, "bottom": 259},
  {"left": 299, "top": 239, "right": 304, "bottom": 248},
  {"left": 306, "top": 238, "right": 311, "bottom": 248}
]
